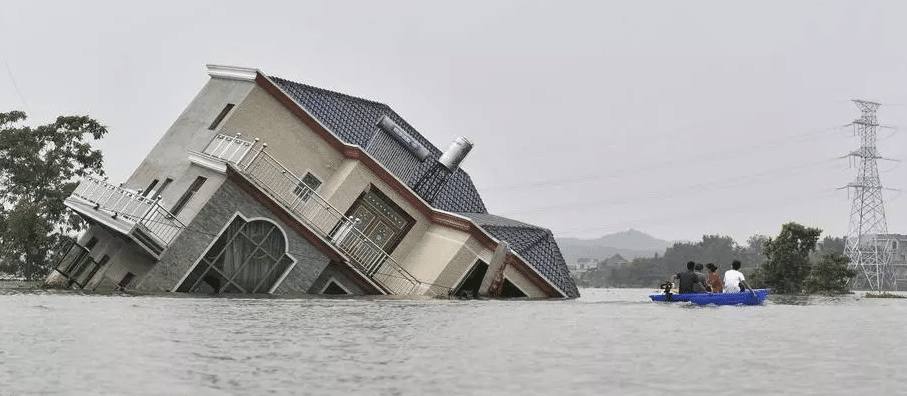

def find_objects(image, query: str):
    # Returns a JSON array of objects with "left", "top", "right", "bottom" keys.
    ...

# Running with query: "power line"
[
  {"left": 4, "top": 61, "right": 30, "bottom": 114},
  {"left": 477, "top": 124, "right": 847, "bottom": 192},
  {"left": 496, "top": 156, "right": 842, "bottom": 216},
  {"left": 551, "top": 187, "right": 842, "bottom": 238}
]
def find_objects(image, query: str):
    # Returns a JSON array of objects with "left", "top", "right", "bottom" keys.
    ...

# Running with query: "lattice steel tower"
[{"left": 844, "top": 99, "right": 894, "bottom": 291}]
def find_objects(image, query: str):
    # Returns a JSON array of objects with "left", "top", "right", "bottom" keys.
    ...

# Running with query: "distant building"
[
  {"left": 877, "top": 234, "right": 907, "bottom": 290},
  {"left": 44, "top": 65, "right": 579, "bottom": 299},
  {"left": 569, "top": 258, "right": 599, "bottom": 273},
  {"left": 599, "top": 254, "right": 629, "bottom": 269}
]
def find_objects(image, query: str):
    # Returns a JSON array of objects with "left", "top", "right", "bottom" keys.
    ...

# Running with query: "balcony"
[{"left": 68, "top": 176, "right": 185, "bottom": 257}]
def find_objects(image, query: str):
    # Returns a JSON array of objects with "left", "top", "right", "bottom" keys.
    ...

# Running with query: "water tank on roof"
[
  {"left": 438, "top": 136, "right": 473, "bottom": 172},
  {"left": 376, "top": 116, "right": 431, "bottom": 161}
]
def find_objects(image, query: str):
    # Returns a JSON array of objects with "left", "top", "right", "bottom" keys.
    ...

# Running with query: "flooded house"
[{"left": 44, "top": 65, "right": 579, "bottom": 299}]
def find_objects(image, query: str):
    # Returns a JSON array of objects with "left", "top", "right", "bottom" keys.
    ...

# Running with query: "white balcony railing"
[
  {"left": 238, "top": 149, "right": 426, "bottom": 296},
  {"left": 71, "top": 176, "right": 185, "bottom": 247},
  {"left": 202, "top": 133, "right": 255, "bottom": 164}
]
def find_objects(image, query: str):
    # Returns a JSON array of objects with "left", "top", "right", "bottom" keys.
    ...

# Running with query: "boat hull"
[{"left": 649, "top": 289, "right": 770, "bottom": 305}]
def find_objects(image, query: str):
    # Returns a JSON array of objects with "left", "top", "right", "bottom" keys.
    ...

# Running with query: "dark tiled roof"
[
  {"left": 458, "top": 213, "right": 580, "bottom": 298},
  {"left": 268, "top": 75, "right": 578, "bottom": 298},
  {"left": 269, "top": 76, "right": 487, "bottom": 214}
]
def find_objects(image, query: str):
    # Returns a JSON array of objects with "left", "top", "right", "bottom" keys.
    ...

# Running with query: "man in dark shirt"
[
  {"left": 694, "top": 263, "right": 709, "bottom": 293},
  {"left": 676, "top": 261, "right": 709, "bottom": 293}
]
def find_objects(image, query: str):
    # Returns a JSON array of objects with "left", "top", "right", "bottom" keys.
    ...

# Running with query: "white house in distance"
[{"left": 44, "top": 65, "right": 579, "bottom": 299}]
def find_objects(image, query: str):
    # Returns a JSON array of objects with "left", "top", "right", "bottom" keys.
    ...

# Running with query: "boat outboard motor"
[{"left": 660, "top": 281, "right": 674, "bottom": 301}]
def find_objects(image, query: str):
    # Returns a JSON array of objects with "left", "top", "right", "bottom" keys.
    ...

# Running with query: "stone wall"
[{"left": 135, "top": 178, "right": 331, "bottom": 293}]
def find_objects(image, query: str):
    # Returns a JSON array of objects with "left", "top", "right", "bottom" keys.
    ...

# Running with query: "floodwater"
[{"left": 1, "top": 288, "right": 904, "bottom": 396}]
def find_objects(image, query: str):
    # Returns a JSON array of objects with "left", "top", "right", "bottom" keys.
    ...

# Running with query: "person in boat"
[
  {"left": 676, "top": 261, "right": 709, "bottom": 293},
  {"left": 706, "top": 263, "right": 722, "bottom": 293},
  {"left": 723, "top": 260, "right": 752, "bottom": 293},
  {"left": 694, "top": 263, "right": 710, "bottom": 292}
]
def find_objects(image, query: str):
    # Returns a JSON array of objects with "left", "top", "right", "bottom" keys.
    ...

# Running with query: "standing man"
[{"left": 723, "top": 260, "right": 751, "bottom": 293}]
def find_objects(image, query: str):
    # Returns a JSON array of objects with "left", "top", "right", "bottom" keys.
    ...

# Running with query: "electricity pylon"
[{"left": 843, "top": 99, "right": 894, "bottom": 292}]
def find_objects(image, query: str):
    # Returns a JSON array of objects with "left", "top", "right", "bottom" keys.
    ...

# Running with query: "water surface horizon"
[{"left": 1, "top": 288, "right": 902, "bottom": 395}]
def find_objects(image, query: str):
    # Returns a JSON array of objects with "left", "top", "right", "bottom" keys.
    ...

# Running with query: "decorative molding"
[
  {"left": 187, "top": 152, "right": 227, "bottom": 173},
  {"left": 319, "top": 277, "right": 353, "bottom": 294},
  {"left": 207, "top": 65, "right": 258, "bottom": 81}
]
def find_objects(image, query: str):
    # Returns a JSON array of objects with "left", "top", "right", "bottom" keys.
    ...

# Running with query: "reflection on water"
[{"left": 1, "top": 288, "right": 905, "bottom": 395}]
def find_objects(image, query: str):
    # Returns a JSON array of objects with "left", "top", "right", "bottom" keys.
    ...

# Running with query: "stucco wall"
[
  {"left": 134, "top": 179, "right": 332, "bottom": 293},
  {"left": 215, "top": 86, "right": 466, "bottom": 290},
  {"left": 124, "top": 77, "right": 254, "bottom": 227},
  {"left": 218, "top": 86, "right": 345, "bottom": 193}
]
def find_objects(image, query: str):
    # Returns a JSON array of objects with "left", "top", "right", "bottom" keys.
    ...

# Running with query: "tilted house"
[{"left": 45, "top": 65, "right": 579, "bottom": 298}]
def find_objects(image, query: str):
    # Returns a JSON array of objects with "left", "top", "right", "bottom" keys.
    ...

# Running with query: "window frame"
[
  {"left": 173, "top": 213, "right": 298, "bottom": 294},
  {"left": 292, "top": 171, "right": 322, "bottom": 201}
]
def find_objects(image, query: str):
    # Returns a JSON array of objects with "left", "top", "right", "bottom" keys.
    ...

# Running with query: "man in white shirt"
[{"left": 723, "top": 260, "right": 751, "bottom": 293}]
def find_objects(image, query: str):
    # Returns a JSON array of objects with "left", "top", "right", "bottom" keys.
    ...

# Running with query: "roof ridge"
[{"left": 269, "top": 75, "right": 392, "bottom": 111}]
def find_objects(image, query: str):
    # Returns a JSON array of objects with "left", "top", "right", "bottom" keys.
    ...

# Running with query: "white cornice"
[
  {"left": 206, "top": 64, "right": 258, "bottom": 81},
  {"left": 188, "top": 152, "right": 228, "bottom": 174}
]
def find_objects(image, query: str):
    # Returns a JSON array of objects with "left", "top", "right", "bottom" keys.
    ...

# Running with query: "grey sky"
[{"left": 2, "top": 0, "right": 907, "bottom": 244}]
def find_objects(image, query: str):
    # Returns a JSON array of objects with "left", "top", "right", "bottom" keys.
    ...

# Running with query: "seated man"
[
  {"left": 676, "top": 261, "right": 709, "bottom": 293},
  {"left": 723, "top": 260, "right": 751, "bottom": 293},
  {"left": 693, "top": 263, "right": 709, "bottom": 293}
]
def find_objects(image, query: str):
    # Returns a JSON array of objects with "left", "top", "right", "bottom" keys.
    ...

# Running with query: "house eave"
[{"left": 207, "top": 64, "right": 259, "bottom": 81}]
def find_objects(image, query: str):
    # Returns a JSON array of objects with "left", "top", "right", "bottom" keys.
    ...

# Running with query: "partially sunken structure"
[{"left": 45, "top": 65, "right": 579, "bottom": 298}]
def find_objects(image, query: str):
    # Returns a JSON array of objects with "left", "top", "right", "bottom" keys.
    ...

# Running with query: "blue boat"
[{"left": 649, "top": 289, "right": 770, "bottom": 305}]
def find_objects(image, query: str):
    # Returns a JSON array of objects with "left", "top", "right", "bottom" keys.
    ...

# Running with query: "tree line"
[
  {"left": 575, "top": 222, "right": 854, "bottom": 294},
  {"left": 0, "top": 111, "right": 107, "bottom": 280}
]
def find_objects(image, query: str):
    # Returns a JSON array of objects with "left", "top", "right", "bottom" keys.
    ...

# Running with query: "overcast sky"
[{"left": 2, "top": 0, "right": 907, "bottom": 244}]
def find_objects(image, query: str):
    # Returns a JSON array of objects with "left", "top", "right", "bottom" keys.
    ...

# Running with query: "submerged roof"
[
  {"left": 269, "top": 75, "right": 579, "bottom": 298},
  {"left": 459, "top": 213, "right": 580, "bottom": 298}
]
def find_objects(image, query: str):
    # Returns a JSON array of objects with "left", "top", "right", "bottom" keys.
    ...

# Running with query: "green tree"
[
  {"left": 752, "top": 222, "right": 822, "bottom": 294},
  {"left": 813, "top": 236, "right": 845, "bottom": 260},
  {"left": 803, "top": 252, "right": 854, "bottom": 294},
  {"left": 0, "top": 111, "right": 106, "bottom": 280}
]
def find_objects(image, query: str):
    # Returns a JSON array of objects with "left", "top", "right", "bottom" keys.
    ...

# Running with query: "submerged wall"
[{"left": 135, "top": 178, "right": 333, "bottom": 294}]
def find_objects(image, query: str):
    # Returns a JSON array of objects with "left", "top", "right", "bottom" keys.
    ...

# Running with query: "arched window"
[{"left": 177, "top": 217, "right": 294, "bottom": 294}]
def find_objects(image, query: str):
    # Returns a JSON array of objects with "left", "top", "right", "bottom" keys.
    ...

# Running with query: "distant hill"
[{"left": 556, "top": 229, "right": 675, "bottom": 264}]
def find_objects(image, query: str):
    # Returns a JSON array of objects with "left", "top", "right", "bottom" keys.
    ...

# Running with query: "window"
[
  {"left": 170, "top": 176, "right": 207, "bottom": 216},
  {"left": 118, "top": 272, "right": 136, "bottom": 290},
  {"left": 292, "top": 172, "right": 322, "bottom": 201},
  {"left": 208, "top": 103, "right": 235, "bottom": 130},
  {"left": 320, "top": 279, "right": 351, "bottom": 295},
  {"left": 450, "top": 260, "right": 489, "bottom": 298},
  {"left": 500, "top": 279, "right": 528, "bottom": 298},
  {"left": 175, "top": 217, "right": 295, "bottom": 294},
  {"left": 152, "top": 178, "right": 173, "bottom": 200},
  {"left": 142, "top": 179, "right": 159, "bottom": 197},
  {"left": 84, "top": 236, "right": 99, "bottom": 251}
]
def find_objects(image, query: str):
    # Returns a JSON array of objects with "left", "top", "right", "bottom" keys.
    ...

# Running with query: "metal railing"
[
  {"left": 55, "top": 241, "right": 101, "bottom": 289},
  {"left": 239, "top": 149, "right": 425, "bottom": 295},
  {"left": 70, "top": 176, "right": 185, "bottom": 247},
  {"left": 203, "top": 133, "right": 255, "bottom": 163},
  {"left": 72, "top": 177, "right": 156, "bottom": 221}
]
